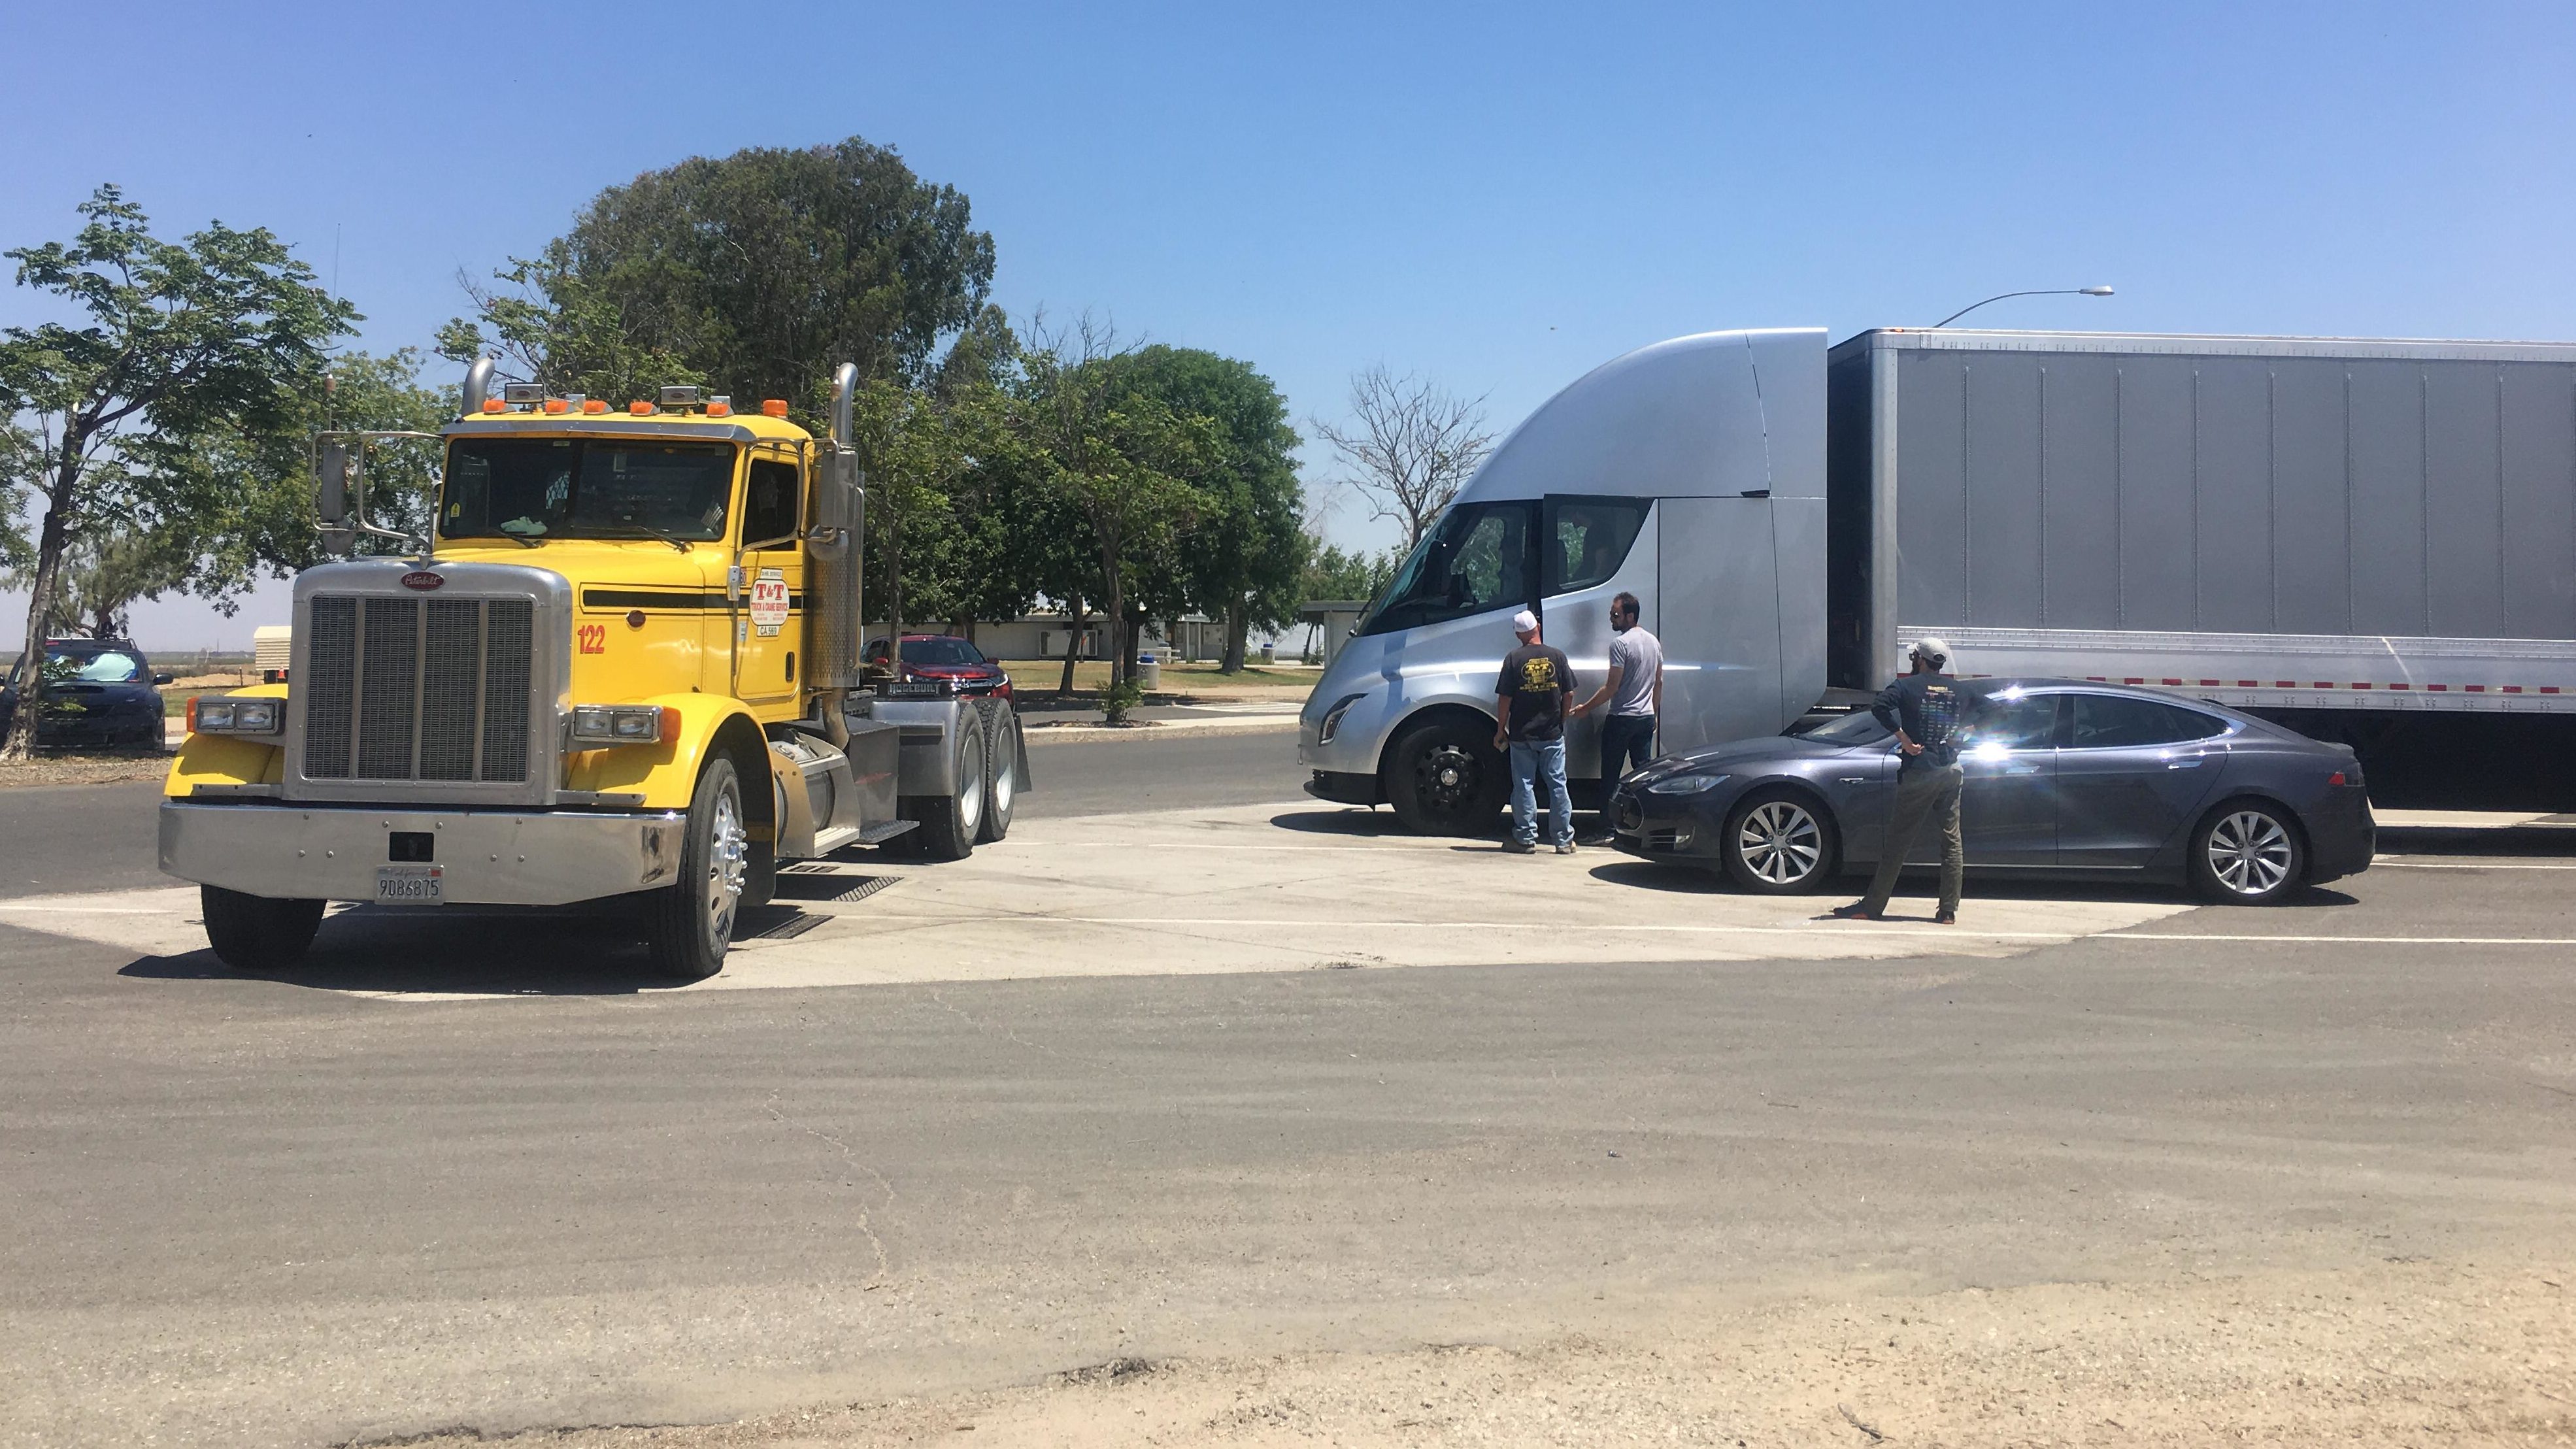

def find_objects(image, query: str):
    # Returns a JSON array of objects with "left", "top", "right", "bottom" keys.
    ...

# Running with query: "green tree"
[
  {"left": 1120, "top": 346, "right": 1307, "bottom": 672},
  {"left": 1010, "top": 320, "right": 1208, "bottom": 689},
  {"left": 443, "top": 137, "right": 995, "bottom": 402},
  {"left": 0, "top": 186, "right": 356, "bottom": 760}
]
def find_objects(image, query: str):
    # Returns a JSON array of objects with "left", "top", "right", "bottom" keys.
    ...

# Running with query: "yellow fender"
[
  {"left": 562, "top": 692, "right": 770, "bottom": 812},
  {"left": 165, "top": 684, "right": 291, "bottom": 797}
]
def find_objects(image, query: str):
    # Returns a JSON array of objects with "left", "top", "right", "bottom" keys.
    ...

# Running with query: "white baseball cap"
[
  {"left": 1911, "top": 635, "right": 1952, "bottom": 667},
  {"left": 1511, "top": 608, "right": 1539, "bottom": 635}
]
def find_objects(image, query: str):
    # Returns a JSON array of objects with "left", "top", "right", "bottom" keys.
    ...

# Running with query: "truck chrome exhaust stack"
[
  {"left": 811, "top": 363, "right": 867, "bottom": 741},
  {"left": 460, "top": 357, "right": 497, "bottom": 418}
]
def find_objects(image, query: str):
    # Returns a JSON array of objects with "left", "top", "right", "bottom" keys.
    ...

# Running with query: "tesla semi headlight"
[
  {"left": 1316, "top": 692, "right": 1367, "bottom": 744},
  {"left": 1645, "top": 773, "right": 1728, "bottom": 795}
]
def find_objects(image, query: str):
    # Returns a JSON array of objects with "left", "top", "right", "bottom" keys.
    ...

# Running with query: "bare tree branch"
[{"left": 1309, "top": 365, "right": 1494, "bottom": 552}]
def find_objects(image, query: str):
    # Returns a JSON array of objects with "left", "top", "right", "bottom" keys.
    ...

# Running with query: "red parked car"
[{"left": 865, "top": 635, "right": 1012, "bottom": 698}]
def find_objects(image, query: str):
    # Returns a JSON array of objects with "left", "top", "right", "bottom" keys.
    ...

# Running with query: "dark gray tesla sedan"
[{"left": 1609, "top": 679, "right": 2374, "bottom": 905}]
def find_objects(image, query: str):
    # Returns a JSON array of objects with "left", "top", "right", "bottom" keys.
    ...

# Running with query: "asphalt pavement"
[{"left": 3, "top": 733, "right": 2573, "bottom": 1446}]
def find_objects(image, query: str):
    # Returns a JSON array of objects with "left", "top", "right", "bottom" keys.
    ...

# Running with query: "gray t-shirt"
[{"left": 1605, "top": 626, "right": 1663, "bottom": 716}]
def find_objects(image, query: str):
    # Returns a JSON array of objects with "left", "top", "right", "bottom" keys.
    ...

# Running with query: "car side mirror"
[{"left": 153, "top": 674, "right": 174, "bottom": 686}]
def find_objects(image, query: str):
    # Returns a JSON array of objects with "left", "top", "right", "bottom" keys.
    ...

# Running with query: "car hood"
[{"left": 1631, "top": 733, "right": 1870, "bottom": 784}]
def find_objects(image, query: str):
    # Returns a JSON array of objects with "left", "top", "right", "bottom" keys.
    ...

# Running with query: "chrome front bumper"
[{"left": 159, "top": 801, "right": 687, "bottom": 905}]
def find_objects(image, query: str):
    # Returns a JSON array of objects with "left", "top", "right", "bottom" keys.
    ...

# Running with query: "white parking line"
[
  {"left": 2374, "top": 860, "right": 2576, "bottom": 871},
  {"left": 1018, "top": 916, "right": 2576, "bottom": 947}
]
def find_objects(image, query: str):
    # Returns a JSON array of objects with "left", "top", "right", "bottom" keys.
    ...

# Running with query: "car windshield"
[
  {"left": 900, "top": 639, "right": 984, "bottom": 666},
  {"left": 1802, "top": 710, "right": 1892, "bottom": 744},
  {"left": 439, "top": 439, "right": 737, "bottom": 542},
  {"left": 47, "top": 649, "right": 142, "bottom": 683}
]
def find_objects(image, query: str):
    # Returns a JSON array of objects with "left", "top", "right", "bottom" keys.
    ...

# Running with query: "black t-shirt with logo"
[{"left": 1495, "top": 644, "right": 1577, "bottom": 742}]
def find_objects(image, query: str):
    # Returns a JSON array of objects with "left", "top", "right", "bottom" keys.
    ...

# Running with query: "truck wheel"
[
  {"left": 644, "top": 755, "right": 749, "bottom": 982},
  {"left": 1384, "top": 717, "right": 1506, "bottom": 836},
  {"left": 901, "top": 716, "right": 986, "bottom": 861},
  {"left": 1719, "top": 788, "right": 1839, "bottom": 893},
  {"left": 2189, "top": 801, "right": 2306, "bottom": 905},
  {"left": 977, "top": 701, "right": 1018, "bottom": 844},
  {"left": 200, "top": 886, "right": 324, "bottom": 972}
]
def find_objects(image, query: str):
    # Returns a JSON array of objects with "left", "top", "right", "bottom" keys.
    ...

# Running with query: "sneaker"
[
  {"left": 1933, "top": 910, "right": 1957, "bottom": 925},
  {"left": 1576, "top": 833, "right": 1616, "bottom": 847},
  {"left": 1504, "top": 841, "right": 1538, "bottom": 854},
  {"left": 1826, "top": 903, "right": 1881, "bottom": 922},
  {"left": 1555, "top": 841, "right": 1577, "bottom": 855}
]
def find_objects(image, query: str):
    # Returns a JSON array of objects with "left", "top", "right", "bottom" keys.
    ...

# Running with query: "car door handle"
[{"left": 2166, "top": 753, "right": 2208, "bottom": 769}]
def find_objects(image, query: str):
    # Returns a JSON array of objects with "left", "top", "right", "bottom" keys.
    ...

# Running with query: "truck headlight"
[
  {"left": 571, "top": 704, "right": 677, "bottom": 746},
  {"left": 1317, "top": 693, "right": 1367, "bottom": 744},
  {"left": 1646, "top": 772, "right": 1728, "bottom": 795},
  {"left": 188, "top": 696, "right": 284, "bottom": 735}
]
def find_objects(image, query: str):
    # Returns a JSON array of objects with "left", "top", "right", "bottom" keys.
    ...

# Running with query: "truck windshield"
[
  {"left": 440, "top": 439, "right": 737, "bottom": 542},
  {"left": 1359, "top": 501, "right": 1537, "bottom": 637}
]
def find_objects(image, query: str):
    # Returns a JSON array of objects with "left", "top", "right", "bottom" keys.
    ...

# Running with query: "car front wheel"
[
  {"left": 2189, "top": 801, "right": 2307, "bottom": 905},
  {"left": 1720, "top": 788, "right": 1840, "bottom": 893}
]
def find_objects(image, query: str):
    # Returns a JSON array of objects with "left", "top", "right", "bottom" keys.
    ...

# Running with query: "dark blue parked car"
[
  {"left": 1610, "top": 678, "right": 2375, "bottom": 905},
  {"left": 0, "top": 639, "right": 173, "bottom": 750}
]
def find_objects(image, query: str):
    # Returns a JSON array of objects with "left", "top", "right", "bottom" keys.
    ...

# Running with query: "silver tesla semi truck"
[{"left": 1302, "top": 325, "right": 2576, "bottom": 831}]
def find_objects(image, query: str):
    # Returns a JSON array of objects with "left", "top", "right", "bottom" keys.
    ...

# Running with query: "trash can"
[
  {"left": 1258, "top": 641, "right": 1276, "bottom": 663},
  {"left": 1137, "top": 652, "right": 1162, "bottom": 690}
]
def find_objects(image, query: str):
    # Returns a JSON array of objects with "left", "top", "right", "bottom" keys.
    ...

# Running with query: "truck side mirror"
[{"left": 316, "top": 439, "right": 356, "bottom": 558}]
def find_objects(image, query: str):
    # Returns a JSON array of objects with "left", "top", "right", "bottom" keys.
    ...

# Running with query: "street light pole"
[{"left": 1932, "top": 286, "right": 2115, "bottom": 329}]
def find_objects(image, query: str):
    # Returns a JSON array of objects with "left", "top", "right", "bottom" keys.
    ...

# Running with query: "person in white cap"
[
  {"left": 1492, "top": 608, "right": 1579, "bottom": 854},
  {"left": 1832, "top": 637, "right": 1966, "bottom": 923}
]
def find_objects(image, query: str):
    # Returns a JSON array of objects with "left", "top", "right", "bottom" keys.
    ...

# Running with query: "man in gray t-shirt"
[{"left": 1571, "top": 591, "right": 1664, "bottom": 842}]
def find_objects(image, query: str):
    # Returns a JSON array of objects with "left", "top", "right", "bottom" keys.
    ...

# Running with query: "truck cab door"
[
  {"left": 731, "top": 450, "right": 805, "bottom": 707},
  {"left": 1537, "top": 495, "right": 1654, "bottom": 779}
]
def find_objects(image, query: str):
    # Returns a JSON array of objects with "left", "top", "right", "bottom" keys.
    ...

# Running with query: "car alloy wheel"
[
  {"left": 2204, "top": 808, "right": 2294, "bottom": 897},
  {"left": 1736, "top": 799, "right": 1824, "bottom": 886}
]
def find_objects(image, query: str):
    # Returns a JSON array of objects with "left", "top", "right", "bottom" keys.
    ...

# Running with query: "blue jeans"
[
  {"left": 1509, "top": 738, "right": 1573, "bottom": 846},
  {"left": 1599, "top": 712, "right": 1656, "bottom": 785}
]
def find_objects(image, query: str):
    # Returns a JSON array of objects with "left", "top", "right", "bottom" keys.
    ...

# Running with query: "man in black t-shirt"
[{"left": 1492, "top": 608, "right": 1578, "bottom": 854}]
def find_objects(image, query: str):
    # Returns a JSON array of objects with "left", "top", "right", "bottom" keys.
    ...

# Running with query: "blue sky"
[{"left": 6, "top": 0, "right": 2573, "bottom": 647}]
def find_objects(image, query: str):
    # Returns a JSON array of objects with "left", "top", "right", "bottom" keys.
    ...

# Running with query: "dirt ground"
[
  {"left": 0, "top": 748, "right": 169, "bottom": 788},
  {"left": 388, "top": 1256, "right": 2573, "bottom": 1447}
]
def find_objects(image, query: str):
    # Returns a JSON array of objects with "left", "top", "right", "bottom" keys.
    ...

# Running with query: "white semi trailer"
[{"left": 1300, "top": 326, "right": 2576, "bottom": 831}]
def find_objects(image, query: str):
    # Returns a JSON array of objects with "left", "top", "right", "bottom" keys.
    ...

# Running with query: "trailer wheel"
[
  {"left": 644, "top": 754, "right": 748, "bottom": 982},
  {"left": 977, "top": 701, "right": 1019, "bottom": 843},
  {"left": 1384, "top": 716, "right": 1507, "bottom": 836},
  {"left": 1719, "top": 788, "right": 1839, "bottom": 893},
  {"left": 901, "top": 715, "right": 986, "bottom": 861},
  {"left": 2188, "top": 800, "right": 2306, "bottom": 905},
  {"left": 200, "top": 886, "right": 324, "bottom": 972}
]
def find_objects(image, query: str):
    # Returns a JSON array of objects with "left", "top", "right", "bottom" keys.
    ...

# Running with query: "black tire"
[
  {"left": 901, "top": 714, "right": 987, "bottom": 861},
  {"left": 644, "top": 754, "right": 750, "bottom": 982},
  {"left": 1718, "top": 787, "right": 1841, "bottom": 893},
  {"left": 201, "top": 886, "right": 324, "bottom": 972},
  {"left": 1384, "top": 716, "right": 1508, "bottom": 836},
  {"left": 977, "top": 701, "right": 1019, "bottom": 844},
  {"left": 2188, "top": 799, "right": 2307, "bottom": 905}
]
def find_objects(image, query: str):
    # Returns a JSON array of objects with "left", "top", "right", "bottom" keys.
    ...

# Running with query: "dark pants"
[
  {"left": 1599, "top": 713, "right": 1656, "bottom": 786},
  {"left": 1858, "top": 762, "right": 1964, "bottom": 917}
]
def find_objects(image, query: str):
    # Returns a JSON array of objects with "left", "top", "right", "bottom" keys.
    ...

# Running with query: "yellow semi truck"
[{"left": 159, "top": 361, "right": 1024, "bottom": 979}]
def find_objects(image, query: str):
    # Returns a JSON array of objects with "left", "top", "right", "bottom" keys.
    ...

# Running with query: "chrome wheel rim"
[
  {"left": 1738, "top": 800, "right": 1824, "bottom": 885},
  {"left": 2207, "top": 810, "right": 2294, "bottom": 895},
  {"left": 706, "top": 783, "right": 747, "bottom": 939},
  {"left": 990, "top": 726, "right": 1016, "bottom": 816},
  {"left": 958, "top": 725, "right": 986, "bottom": 835}
]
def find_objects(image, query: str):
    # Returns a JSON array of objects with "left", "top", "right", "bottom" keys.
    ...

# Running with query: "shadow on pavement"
[
  {"left": 1583, "top": 858, "right": 2357, "bottom": 910},
  {"left": 2376, "top": 825, "right": 2576, "bottom": 858},
  {"left": 114, "top": 900, "right": 826, "bottom": 995}
]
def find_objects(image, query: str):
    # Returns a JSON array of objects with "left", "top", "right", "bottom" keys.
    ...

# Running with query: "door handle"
[{"left": 2166, "top": 753, "right": 2207, "bottom": 769}]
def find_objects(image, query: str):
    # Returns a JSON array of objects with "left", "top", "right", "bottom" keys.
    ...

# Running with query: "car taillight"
[{"left": 2327, "top": 771, "right": 2347, "bottom": 786}]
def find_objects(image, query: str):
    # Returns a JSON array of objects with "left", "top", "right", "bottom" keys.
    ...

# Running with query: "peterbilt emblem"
[{"left": 400, "top": 570, "right": 445, "bottom": 591}]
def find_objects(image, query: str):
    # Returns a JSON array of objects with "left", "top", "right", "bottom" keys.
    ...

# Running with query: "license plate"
[{"left": 375, "top": 864, "right": 444, "bottom": 904}]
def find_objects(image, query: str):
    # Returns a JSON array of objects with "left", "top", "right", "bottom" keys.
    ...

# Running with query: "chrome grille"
[{"left": 300, "top": 593, "right": 535, "bottom": 784}]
